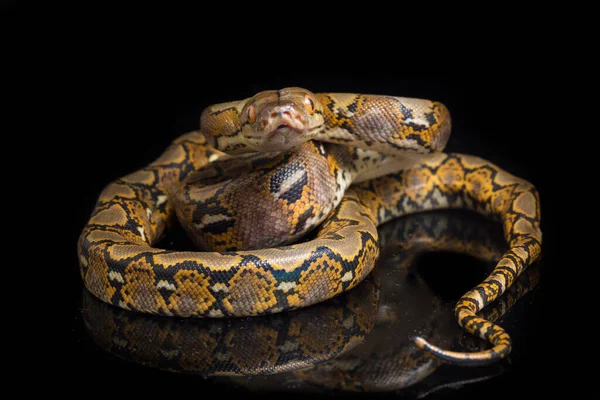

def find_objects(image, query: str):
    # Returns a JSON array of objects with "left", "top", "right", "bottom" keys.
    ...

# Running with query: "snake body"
[
  {"left": 83, "top": 211, "right": 541, "bottom": 392},
  {"left": 78, "top": 88, "right": 542, "bottom": 366}
]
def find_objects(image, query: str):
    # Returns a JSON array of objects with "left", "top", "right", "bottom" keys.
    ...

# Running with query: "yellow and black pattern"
[
  {"left": 82, "top": 211, "right": 540, "bottom": 389},
  {"left": 78, "top": 88, "right": 541, "bottom": 366}
]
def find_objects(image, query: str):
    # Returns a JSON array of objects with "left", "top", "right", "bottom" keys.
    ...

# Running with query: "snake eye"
[
  {"left": 304, "top": 95, "right": 315, "bottom": 115},
  {"left": 247, "top": 104, "right": 256, "bottom": 124}
]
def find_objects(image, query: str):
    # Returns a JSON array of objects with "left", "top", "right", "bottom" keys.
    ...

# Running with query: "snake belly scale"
[{"left": 78, "top": 87, "right": 542, "bottom": 366}]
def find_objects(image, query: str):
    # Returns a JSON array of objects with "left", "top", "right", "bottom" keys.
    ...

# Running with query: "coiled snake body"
[{"left": 78, "top": 88, "right": 542, "bottom": 366}]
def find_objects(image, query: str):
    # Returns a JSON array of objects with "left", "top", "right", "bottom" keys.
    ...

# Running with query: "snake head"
[{"left": 239, "top": 87, "right": 324, "bottom": 152}]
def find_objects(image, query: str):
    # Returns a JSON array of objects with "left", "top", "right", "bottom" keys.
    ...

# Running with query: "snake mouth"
[{"left": 264, "top": 114, "right": 305, "bottom": 135}]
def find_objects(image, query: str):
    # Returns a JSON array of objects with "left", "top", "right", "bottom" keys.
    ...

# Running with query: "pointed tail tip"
[
  {"left": 412, "top": 336, "right": 429, "bottom": 349},
  {"left": 411, "top": 336, "right": 509, "bottom": 367}
]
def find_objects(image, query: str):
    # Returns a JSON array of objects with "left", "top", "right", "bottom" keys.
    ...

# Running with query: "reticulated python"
[{"left": 78, "top": 87, "right": 542, "bottom": 366}]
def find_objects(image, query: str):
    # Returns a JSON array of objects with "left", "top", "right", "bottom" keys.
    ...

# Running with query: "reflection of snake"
[
  {"left": 83, "top": 211, "right": 541, "bottom": 393},
  {"left": 78, "top": 87, "right": 542, "bottom": 365},
  {"left": 82, "top": 272, "right": 379, "bottom": 376}
]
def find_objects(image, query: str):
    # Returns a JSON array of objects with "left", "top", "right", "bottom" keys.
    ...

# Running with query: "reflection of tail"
[
  {"left": 356, "top": 153, "right": 543, "bottom": 366},
  {"left": 481, "top": 263, "right": 541, "bottom": 324},
  {"left": 416, "top": 369, "right": 505, "bottom": 399}
]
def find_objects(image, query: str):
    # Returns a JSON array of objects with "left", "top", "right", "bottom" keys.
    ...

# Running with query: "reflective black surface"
[{"left": 66, "top": 76, "right": 559, "bottom": 398}]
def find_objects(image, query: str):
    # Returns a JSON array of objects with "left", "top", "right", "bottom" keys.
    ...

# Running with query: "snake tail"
[{"left": 354, "top": 153, "right": 542, "bottom": 366}]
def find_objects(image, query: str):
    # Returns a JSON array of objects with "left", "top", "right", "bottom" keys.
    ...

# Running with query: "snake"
[
  {"left": 78, "top": 87, "right": 542, "bottom": 366},
  {"left": 82, "top": 211, "right": 541, "bottom": 393}
]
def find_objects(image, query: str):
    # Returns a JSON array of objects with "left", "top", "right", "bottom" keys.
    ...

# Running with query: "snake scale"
[{"left": 78, "top": 87, "right": 542, "bottom": 366}]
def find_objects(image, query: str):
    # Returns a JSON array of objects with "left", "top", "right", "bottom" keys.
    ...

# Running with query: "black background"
[
  {"left": 0, "top": 1, "right": 569, "bottom": 394},
  {"left": 62, "top": 66, "right": 561, "bottom": 398}
]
